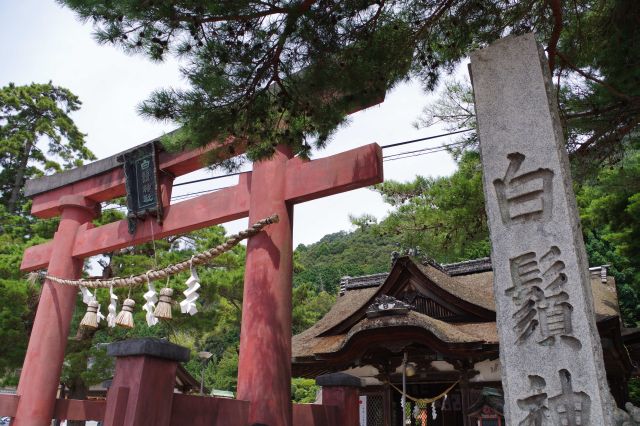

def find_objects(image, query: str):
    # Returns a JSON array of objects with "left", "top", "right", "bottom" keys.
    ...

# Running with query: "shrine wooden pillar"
[
  {"left": 237, "top": 145, "right": 295, "bottom": 426},
  {"left": 13, "top": 195, "right": 98, "bottom": 426}
]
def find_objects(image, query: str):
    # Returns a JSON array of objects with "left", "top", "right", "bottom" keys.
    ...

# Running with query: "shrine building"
[{"left": 292, "top": 256, "right": 640, "bottom": 426}]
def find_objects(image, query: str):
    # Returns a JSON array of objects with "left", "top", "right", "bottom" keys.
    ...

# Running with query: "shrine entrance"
[{"left": 3, "top": 134, "right": 383, "bottom": 426}]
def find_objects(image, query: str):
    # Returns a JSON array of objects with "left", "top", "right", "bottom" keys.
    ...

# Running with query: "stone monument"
[{"left": 470, "top": 33, "right": 616, "bottom": 425}]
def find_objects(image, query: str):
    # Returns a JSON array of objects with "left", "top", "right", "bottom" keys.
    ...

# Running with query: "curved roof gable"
[{"left": 318, "top": 257, "right": 496, "bottom": 337}]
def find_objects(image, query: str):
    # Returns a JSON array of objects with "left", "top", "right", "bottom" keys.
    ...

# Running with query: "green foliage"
[
  {"left": 559, "top": 0, "right": 640, "bottom": 169},
  {"left": 208, "top": 346, "right": 239, "bottom": 393},
  {"left": 0, "top": 82, "right": 92, "bottom": 383},
  {"left": 292, "top": 283, "right": 335, "bottom": 335},
  {"left": 0, "top": 82, "right": 95, "bottom": 212},
  {"left": 372, "top": 150, "right": 489, "bottom": 263},
  {"left": 577, "top": 145, "right": 640, "bottom": 327},
  {"left": 294, "top": 225, "right": 400, "bottom": 293},
  {"left": 291, "top": 377, "right": 318, "bottom": 403},
  {"left": 58, "top": 0, "right": 640, "bottom": 169},
  {"left": 0, "top": 278, "right": 31, "bottom": 386},
  {"left": 630, "top": 378, "right": 640, "bottom": 407}
]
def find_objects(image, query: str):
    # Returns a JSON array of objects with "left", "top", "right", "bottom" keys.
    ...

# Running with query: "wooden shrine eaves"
[{"left": 25, "top": 135, "right": 244, "bottom": 219}]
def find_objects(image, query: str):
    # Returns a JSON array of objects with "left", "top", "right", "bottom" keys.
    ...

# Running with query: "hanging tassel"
[
  {"left": 154, "top": 287, "right": 174, "bottom": 320},
  {"left": 79, "top": 287, "right": 102, "bottom": 330},
  {"left": 142, "top": 273, "right": 158, "bottom": 326},
  {"left": 115, "top": 298, "right": 135, "bottom": 329},
  {"left": 180, "top": 258, "right": 200, "bottom": 316},
  {"left": 107, "top": 285, "right": 118, "bottom": 328},
  {"left": 80, "top": 300, "right": 99, "bottom": 329}
]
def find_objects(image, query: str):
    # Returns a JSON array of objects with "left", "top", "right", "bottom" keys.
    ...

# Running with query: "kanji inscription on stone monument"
[{"left": 470, "top": 33, "right": 615, "bottom": 425}]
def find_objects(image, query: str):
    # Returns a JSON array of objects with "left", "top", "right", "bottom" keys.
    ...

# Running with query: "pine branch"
[{"left": 546, "top": 0, "right": 563, "bottom": 72}]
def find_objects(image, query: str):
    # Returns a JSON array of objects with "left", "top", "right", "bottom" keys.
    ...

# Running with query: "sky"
[{"left": 0, "top": 0, "right": 466, "bottom": 248}]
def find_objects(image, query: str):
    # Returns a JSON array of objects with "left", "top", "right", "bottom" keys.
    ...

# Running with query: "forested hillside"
[{"left": 293, "top": 226, "right": 400, "bottom": 294}]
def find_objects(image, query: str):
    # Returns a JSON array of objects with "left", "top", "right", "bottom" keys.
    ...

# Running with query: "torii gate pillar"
[
  {"left": 238, "top": 145, "right": 294, "bottom": 425},
  {"left": 13, "top": 196, "right": 99, "bottom": 425},
  {"left": 15, "top": 138, "right": 383, "bottom": 426}
]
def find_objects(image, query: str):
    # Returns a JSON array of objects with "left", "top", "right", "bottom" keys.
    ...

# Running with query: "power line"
[
  {"left": 170, "top": 128, "right": 475, "bottom": 188},
  {"left": 101, "top": 140, "right": 464, "bottom": 212},
  {"left": 171, "top": 186, "right": 232, "bottom": 200},
  {"left": 173, "top": 171, "right": 245, "bottom": 187},
  {"left": 383, "top": 146, "right": 454, "bottom": 162},
  {"left": 382, "top": 140, "right": 467, "bottom": 160},
  {"left": 379, "top": 128, "right": 473, "bottom": 149}
]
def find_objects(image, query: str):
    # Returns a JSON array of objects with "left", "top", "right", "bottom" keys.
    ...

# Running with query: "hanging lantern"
[
  {"left": 154, "top": 287, "right": 174, "bottom": 320},
  {"left": 80, "top": 301, "right": 99, "bottom": 330},
  {"left": 116, "top": 298, "right": 136, "bottom": 328}
]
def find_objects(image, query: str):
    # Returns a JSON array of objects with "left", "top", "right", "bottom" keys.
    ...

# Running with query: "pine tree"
[
  {"left": 0, "top": 82, "right": 95, "bottom": 213},
  {"left": 58, "top": 0, "right": 638, "bottom": 168}
]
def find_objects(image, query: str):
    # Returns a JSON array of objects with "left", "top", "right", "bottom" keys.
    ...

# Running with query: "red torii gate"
[{"left": 14, "top": 136, "right": 383, "bottom": 425}]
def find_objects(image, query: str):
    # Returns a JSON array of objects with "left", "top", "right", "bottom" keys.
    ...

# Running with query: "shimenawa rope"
[
  {"left": 388, "top": 380, "right": 459, "bottom": 403},
  {"left": 29, "top": 214, "right": 279, "bottom": 288}
]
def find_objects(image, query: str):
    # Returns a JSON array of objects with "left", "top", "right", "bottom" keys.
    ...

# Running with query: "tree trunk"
[{"left": 7, "top": 140, "right": 33, "bottom": 213}]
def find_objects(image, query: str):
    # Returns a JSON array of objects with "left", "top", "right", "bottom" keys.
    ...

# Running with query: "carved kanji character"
[
  {"left": 494, "top": 152, "right": 554, "bottom": 226},
  {"left": 518, "top": 375, "right": 550, "bottom": 426},
  {"left": 507, "top": 247, "right": 579, "bottom": 348},
  {"left": 548, "top": 370, "right": 591, "bottom": 426}
]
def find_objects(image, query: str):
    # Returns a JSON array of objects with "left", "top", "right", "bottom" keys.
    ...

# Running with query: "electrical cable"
[
  {"left": 379, "top": 128, "right": 472, "bottom": 149},
  {"left": 173, "top": 171, "right": 245, "bottom": 187},
  {"left": 169, "top": 128, "right": 475, "bottom": 188},
  {"left": 97, "top": 129, "right": 475, "bottom": 209},
  {"left": 382, "top": 141, "right": 467, "bottom": 160}
]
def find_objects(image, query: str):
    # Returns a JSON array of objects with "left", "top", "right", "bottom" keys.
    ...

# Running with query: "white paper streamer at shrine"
[
  {"left": 80, "top": 286, "right": 93, "bottom": 305},
  {"left": 96, "top": 299, "right": 105, "bottom": 324},
  {"left": 180, "top": 262, "right": 200, "bottom": 316},
  {"left": 107, "top": 285, "right": 118, "bottom": 328},
  {"left": 143, "top": 278, "right": 159, "bottom": 326},
  {"left": 432, "top": 402, "right": 437, "bottom": 419}
]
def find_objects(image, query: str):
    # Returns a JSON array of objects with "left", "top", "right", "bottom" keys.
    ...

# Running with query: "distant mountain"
[{"left": 293, "top": 226, "right": 401, "bottom": 294}]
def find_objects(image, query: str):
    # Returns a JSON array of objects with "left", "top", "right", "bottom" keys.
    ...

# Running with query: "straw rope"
[
  {"left": 389, "top": 380, "right": 459, "bottom": 404},
  {"left": 32, "top": 214, "right": 279, "bottom": 289}
]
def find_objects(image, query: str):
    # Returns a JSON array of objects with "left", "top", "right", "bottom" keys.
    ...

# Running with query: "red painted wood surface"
[
  {"left": 237, "top": 145, "right": 295, "bottom": 426},
  {"left": 103, "top": 355, "right": 177, "bottom": 426},
  {"left": 20, "top": 144, "right": 382, "bottom": 272},
  {"left": 285, "top": 144, "right": 383, "bottom": 204},
  {"left": 322, "top": 386, "right": 360, "bottom": 426},
  {"left": 53, "top": 399, "right": 106, "bottom": 420},
  {"left": 292, "top": 403, "right": 339, "bottom": 425},
  {"left": 169, "top": 394, "right": 250, "bottom": 426},
  {"left": 0, "top": 394, "right": 18, "bottom": 417},
  {"left": 18, "top": 143, "right": 383, "bottom": 426},
  {"left": 13, "top": 196, "right": 98, "bottom": 426},
  {"left": 30, "top": 138, "right": 245, "bottom": 219}
]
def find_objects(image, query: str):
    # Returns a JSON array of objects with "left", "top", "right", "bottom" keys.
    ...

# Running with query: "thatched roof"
[
  {"left": 292, "top": 257, "right": 620, "bottom": 360},
  {"left": 293, "top": 310, "right": 498, "bottom": 359}
]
